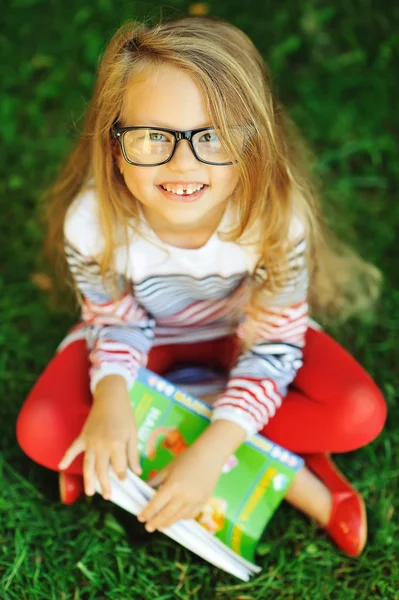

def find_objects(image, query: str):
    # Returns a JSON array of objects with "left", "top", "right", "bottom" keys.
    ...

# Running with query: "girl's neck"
[{"left": 141, "top": 201, "right": 229, "bottom": 250}]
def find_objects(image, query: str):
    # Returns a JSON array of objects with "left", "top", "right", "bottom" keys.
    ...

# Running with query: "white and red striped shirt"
[{"left": 62, "top": 188, "right": 308, "bottom": 438}]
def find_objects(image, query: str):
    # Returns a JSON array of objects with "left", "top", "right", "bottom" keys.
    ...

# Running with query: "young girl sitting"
[{"left": 17, "top": 16, "right": 387, "bottom": 558}]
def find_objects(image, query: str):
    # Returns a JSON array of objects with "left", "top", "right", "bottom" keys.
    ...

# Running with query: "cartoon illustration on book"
[
  {"left": 146, "top": 426, "right": 188, "bottom": 459},
  {"left": 196, "top": 497, "right": 229, "bottom": 535},
  {"left": 221, "top": 454, "right": 239, "bottom": 473}
]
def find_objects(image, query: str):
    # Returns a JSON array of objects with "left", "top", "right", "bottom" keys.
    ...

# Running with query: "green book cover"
[{"left": 130, "top": 368, "right": 304, "bottom": 563}]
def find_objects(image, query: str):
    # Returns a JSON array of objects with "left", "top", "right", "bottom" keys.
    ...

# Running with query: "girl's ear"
[
  {"left": 111, "top": 139, "right": 124, "bottom": 174},
  {"left": 116, "top": 154, "right": 124, "bottom": 176}
]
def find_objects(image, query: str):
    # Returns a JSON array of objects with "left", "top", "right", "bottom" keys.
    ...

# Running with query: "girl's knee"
[
  {"left": 17, "top": 395, "right": 50, "bottom": 459},
  {"left": 343, "top": 381, "right": 387, "bottom": 446},
  {"left": 16, "top": 395, "right": 72, "bottom": 469}
]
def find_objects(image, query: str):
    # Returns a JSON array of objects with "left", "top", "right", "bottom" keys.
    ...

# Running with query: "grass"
[{"left": 1, "top": 0, "right": 398, "bottom": 598}]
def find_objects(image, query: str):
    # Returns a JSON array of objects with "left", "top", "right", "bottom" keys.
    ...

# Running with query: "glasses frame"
[{"left": 111, "top": 125, "right": 236, "bottom": 167}]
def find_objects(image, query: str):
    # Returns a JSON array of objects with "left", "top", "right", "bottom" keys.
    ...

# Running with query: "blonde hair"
[{"left": 44, "top": 15, "right": 381, "bottom": 322}]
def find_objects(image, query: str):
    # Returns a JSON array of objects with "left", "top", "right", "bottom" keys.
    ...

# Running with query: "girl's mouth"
[{"left": 157, "top": 184, "right": 208, "bottom": 202}]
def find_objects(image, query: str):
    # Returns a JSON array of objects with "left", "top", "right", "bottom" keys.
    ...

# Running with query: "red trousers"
[{"left": 16, "top": 327, "right": 387, "bottom": 475}]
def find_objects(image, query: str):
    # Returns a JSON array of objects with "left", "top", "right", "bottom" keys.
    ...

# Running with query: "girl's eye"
[
  {"left": 149, "top": 132, "right": 169, "bottom": 142},
  {"left": 199, "top": 132, "right": 219, "bottom": 143}
]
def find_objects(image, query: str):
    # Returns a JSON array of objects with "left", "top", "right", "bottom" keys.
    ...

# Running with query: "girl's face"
[{"left": 116, "top": 64, "right": 239, "bottom": 242}]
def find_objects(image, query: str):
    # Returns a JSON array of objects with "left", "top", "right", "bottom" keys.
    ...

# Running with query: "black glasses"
[{"left": 111, "top": 125, "right": 246, "bottom": 167}]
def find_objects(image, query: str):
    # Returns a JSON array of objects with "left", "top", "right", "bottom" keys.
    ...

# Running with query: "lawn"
[{"left": 1, "top": 0, "right": 398, "bottom": 598}]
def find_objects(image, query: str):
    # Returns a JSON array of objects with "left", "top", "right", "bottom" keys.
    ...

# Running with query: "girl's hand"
[
  {"left": 58, "top": 375, "right": 142, "bottom": 499},
  {"left": 137, "top": 445, "right": 225, "bottom": 532}
]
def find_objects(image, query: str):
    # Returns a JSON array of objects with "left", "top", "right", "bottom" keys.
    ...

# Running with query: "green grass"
[{"left": 1, "top": 0, "right": 398, "bottom": 598}]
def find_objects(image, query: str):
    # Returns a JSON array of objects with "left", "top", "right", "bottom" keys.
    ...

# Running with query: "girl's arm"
[
  {"left": 211, "top": 232, "right": 308, "bottom": 441},
  {"left": 60, "top": 193, "right": 156, "bottom": 497},
  {"left": 65, "top": 241, "right": 155, "bottom": 393},
  {"left": 63, "top": 190, "right": 155, "bottom": 393}
]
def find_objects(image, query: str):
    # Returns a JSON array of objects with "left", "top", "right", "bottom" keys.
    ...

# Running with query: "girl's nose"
[{"left": 168, "top": 139, "right": 200, "bottom": 172}]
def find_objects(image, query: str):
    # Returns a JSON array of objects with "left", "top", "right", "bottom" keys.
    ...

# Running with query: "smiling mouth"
[{"left": 159, "top": 183, "right": 207, "bottom": 196}]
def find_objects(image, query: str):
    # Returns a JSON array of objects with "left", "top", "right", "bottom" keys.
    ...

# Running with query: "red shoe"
[
  {"left": 304, "top": 453, "right": 367, "bottom": 556},
  {"left": 59, "top": 473, "right": 85, "bottom": 505},
  {"left": 325, "top": 489, "right": 367, "bottom": 557}
]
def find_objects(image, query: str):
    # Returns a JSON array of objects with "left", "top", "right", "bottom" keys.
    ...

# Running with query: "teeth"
[{"left": 161, "top": 183, "right": 205, "bottom": 195}]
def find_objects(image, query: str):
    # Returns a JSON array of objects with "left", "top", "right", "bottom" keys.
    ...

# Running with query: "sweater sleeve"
[
  {"left": 63, "top": 191, "right": 155, "bottom": 393},
  {"left": 211, "top": 231, "right": 308, "bottom": 438},
  {"left": 65, "top": 242, "right": 155, "bottom": 393}
]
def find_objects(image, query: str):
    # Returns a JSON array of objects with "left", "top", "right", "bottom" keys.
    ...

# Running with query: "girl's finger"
[
  {"left": 138, "top": 485, "right": 172, "bottom": 524},
  {"left": 145, "top": 499, "right": 185, "bottom": 532},
  {"left": 58, "top": 438, "right": 85, "bottom": 470},
  {"left": 83, "top": 449, "right": 96, "bottom": 496},
  {"left": 127, "top": 437, "right": 142, "bottom": 475},
  {"left": 110, "top": 446, "right": 128, "bottom": 480},
  {"left": 147, "top": 468, "right": 168, "bottom": 489},
  {"left": 96, "top": 453, "right": 112, "bottom": 500},
  {"left": 178, "top": 503, "right": 205, "bottom": 522}
]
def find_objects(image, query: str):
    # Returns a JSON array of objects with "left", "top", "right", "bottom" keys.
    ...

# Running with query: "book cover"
[{"left": 130, "top": 368, "right": 304, "bottom": 563}]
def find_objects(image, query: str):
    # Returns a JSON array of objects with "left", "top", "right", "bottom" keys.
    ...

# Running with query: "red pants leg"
[
  {"left": 16, "top": 340, "right": 92, "bottom": 475},
  {"left": 260, "top": 327, "right": 387, "bottom": 453}
]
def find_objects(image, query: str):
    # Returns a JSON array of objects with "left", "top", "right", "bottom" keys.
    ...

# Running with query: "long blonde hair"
[{"left": 44, "top": 15, "right": 381, "bottom": 322}]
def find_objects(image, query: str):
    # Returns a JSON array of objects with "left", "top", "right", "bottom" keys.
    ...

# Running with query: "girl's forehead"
[{"left": 120, "top": 64, "right": 211, "bottom": 130}]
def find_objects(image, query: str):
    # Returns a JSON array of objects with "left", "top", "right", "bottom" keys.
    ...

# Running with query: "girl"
[{"left": 17, "top": 16, "right": 387, "bottom": 558}]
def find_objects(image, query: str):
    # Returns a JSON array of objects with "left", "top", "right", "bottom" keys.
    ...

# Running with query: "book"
[{"left": 96, "top": 367, "right": 304, "bottom": 581}]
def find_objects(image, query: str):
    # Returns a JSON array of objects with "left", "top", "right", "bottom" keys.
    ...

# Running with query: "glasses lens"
[
  {"left": 193, "top": 128, "right": 244, "bottom": 164},
  {"left": 123, "top": 129, "right": 174, "bottom": 165}
]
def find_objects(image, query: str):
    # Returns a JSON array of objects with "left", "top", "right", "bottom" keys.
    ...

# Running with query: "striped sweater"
[{"left": 63, "top": 189, "right": 308, "bottom": 438}]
